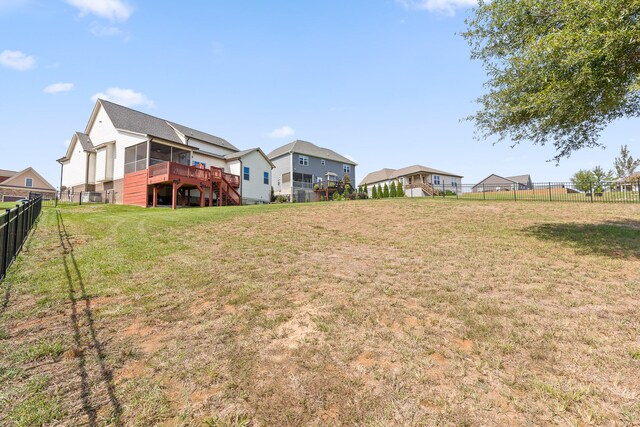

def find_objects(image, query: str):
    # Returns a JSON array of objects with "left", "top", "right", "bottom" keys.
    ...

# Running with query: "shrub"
[
  {"left": 274, "top": 195, "right": 289, "bottom": 203},
  {"left": 383, "top": 183, "right": 390, "bottom": 198},
  {"left": 397, "top": 181, "right": 405, "bottom": 197},
  {"left": 372, "top": 186, "right": 377, "bottom": 199},
  {"left": 377, "top": 184, "right": 383, "bottom": 199},
  {"left": 364, "top": 183, "right": 368, "bottom": 195},
  {"left": 332, "top": 191, "right": 342, "bottom": 201},
  {"left": 390, "top": 181, "right": 397, "bottom": 197},
  {"left": 357, "top": 192, "right": 368, "bottom": 199},
  {"left": 313, "top": 184, "right": 319, "bottom": 190}
]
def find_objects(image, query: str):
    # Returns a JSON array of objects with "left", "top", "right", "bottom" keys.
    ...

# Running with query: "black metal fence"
[
  {"left": 31, "top": 191, "right": 118, "bottom": 207},
  {"left": 1, "top": 195, "right": 42, "bottom": 283},
  {"left": 406, "top": 180, "right": 640, "bottom": 203}
]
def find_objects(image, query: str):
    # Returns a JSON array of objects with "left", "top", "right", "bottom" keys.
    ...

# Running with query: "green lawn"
[{"left": 1, "top": 199, "right": 639, "bottom": 426}]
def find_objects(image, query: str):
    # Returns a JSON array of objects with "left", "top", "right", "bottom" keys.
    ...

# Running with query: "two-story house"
[
  {"left": 57, "top": 99, "right": 274, "bottom": 208},
  {"left": 268, "top": 140, "right": 357, "bottom": 202}
]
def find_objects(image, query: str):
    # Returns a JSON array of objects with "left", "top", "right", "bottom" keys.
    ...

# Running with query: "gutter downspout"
[
  {"left": 85, "top": 152, "right": 91, "bottom": 191},
  {"left": 239, "top": 159, "right": 243, "bottom": 205}
]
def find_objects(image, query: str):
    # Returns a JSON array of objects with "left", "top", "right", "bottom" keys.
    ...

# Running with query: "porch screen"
[
  {"left": 149, "top": 142, "right": 190, "bottom": 166},
  {"left": 124, "top": 142, "right": 147, "bottom": 174}
]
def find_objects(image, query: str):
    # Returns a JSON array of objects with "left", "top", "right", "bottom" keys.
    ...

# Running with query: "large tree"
[{"left": 463, "top": 1, "right": 640, "bottom": 161}]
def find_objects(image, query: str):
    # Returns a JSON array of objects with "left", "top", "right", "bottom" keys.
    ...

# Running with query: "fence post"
[
  {"left": 79, "top": 191, "right": 82, "bottom": 206},
  {"left": 637, "top": 179, "right": 640, "bottom": 203},
  {"left": 483, "top": 184, "right": 486, "bottom": 200},
  {"left": 548, "top": 182, "right": 552, "bottom": 201},
  {"left": 442, "top": 182, "right": 445, "bottom": 198},
  {"left": 513, "top": 184, "right": 517, "bottom": 201},
  {"left": 1, "top": 210, "right": 10, "bottom": 278},
  {"left": 589, "top": 182, "right": 593, "bottom": 203}
]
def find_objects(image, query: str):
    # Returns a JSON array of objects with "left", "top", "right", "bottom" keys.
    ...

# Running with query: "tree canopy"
[{"left": 463, "top": 0, "right": 640, "bottom": 161}]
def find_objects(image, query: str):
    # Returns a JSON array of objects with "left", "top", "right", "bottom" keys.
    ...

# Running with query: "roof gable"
[
  {"left": 1, "top": 167, "right": 55, "bottom": 191},
  {"left": 224, "top": 147, "right": 275, "bottom": 168},
  {"left": 267, "top": 140, "right": 356, "bottom": 165}
]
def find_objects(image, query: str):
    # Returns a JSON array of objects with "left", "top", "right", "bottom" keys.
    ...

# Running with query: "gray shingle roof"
[
  {"left": 99, "top": 99, "right": 238, "bottom": 151},
  {"left": 167, "top": 121, "right": 239, "bottom": 151},
  {"left": 224, "top": 147, "right": 275, "bottom": 168},
  {"left": 360, "top": 164, "right": 463, "bottom": 185},
  {"left": 267, "top": 140, "right": 356, "bottom": 165},
  {"left": 75, "top": 132, "right": 96, "bottom": 153},
  {"left": 0, "top": 169, "right": 17, "bottom": 177},
  {"left": 506, "top": 174, "right": 532, "bottom": 185}
]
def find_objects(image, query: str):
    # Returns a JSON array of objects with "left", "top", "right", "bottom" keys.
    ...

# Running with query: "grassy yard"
[{"left": 1, "top": 199, "right": 639, "bottom": 426}]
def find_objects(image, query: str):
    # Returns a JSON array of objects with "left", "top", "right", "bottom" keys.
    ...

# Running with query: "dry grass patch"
[{"left": 0, "top": 199, "right": 639, "bottom": 426}]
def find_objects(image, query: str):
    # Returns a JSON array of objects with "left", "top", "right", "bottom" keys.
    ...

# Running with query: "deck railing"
[{"left": 222, "top": 172, "right": 240, "bottom": 188}]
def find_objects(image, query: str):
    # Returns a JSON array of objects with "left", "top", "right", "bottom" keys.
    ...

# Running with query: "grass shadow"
[
  {"left": 56, "top": 210, "right": 122, "bottom": 426},
  {"left": 526, "top": 220, "right": 640, "bottom": 259}
]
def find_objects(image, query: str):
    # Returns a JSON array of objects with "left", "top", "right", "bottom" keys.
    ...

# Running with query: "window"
[
  {"left": 25, "top": 178, "right": 33, "bottom": 187},
  {"left": 321, "top": 159, "right": 325, "bottom": 166},
  {"left": 244, "top": 166, "right": 250, "bottom": 181},
  {"left": 124, "top": 142, "right": 148, "bottom": 174},
  {"left": 263, "top": 171, "right": 269, "bottom": 185},
  {"left": 433, "top": 175, "right": 441, "bottom": 185},
  {"left": 317, "top": 176, "right": 323, "bottom": 183},
  {"left": 299, "top": 155, "right": 309, "bottom": 166},
  {"left": 343, "top": 164, "right": 350, "bottom": 174},
  {"left": 451, "top": 177, "right": 457, "bottom": 187}
]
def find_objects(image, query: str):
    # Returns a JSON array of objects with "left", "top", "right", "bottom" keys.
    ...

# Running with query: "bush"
[
  {"left": 332, "top": 191, "right": 342, "bottom": 201},
  {"left": 377, "top": 184, "right": 383, "bottom": 199},
  {"left": 364, "top": 183, "right": 368, "bottom": 195},
  {"left": 372, "top": 186, "right": 378, "bottom": 199},
  {"left": 357, "top": 191, "right": 368, "bottom": 199},
  {"left": 383, "top": 183, "right": 390, "bottom": 198},
  {"left": 397, "top": 181, "right": 405, "bottom": 197},
  {"left": 274, "top": 195, "right": 289, "bottom": 203},
  {"left": 390, "top": 181, "right": 397, "bottom": 197}
]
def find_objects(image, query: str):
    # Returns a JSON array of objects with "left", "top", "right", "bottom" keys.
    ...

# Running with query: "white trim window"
[
  {"left": 433, "top": 175, "right": 441, "bottom": 185},
  {"left": 243, "top": 166, "right": 250, "bottom": 181},
  {"left": 299, "top": 155, "right": 309, "bottom": 166},
  {"left": 25, "top": 178, "right": 33, "bottom": 187},
  {"left": 343, "top": 164, "right": 350, "bottom": 174},
  {"left": 451, "top": 177, "right": 457, "bottom": 187},
  {"left": 321, "top": 159, "right": 326, "bottom": 165}
]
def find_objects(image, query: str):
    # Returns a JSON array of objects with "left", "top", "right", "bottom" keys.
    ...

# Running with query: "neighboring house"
[
  {"left": 360, "top": 165, "right": 463, "bottom": 197},
  {"left": 472, "top": 174, "right": 533, "bottom": 192},
  {"left": 57, "top": 99, "right": 273, "bottom": 208},
  {"left": 0, "top": 167, "right": 55, "bottom": 202},
  {"left": 268, "top": 140, "right": 357, "bottom": 202}
]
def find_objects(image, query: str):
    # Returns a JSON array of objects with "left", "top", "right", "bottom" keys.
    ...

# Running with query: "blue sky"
[{"left": 0, "top": 0, "right": 637, "bottom": 187}]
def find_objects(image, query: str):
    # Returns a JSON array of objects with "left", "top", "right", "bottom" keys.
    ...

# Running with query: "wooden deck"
[{"left": 124, "top": 162, "right": 241, "bottom": 209}]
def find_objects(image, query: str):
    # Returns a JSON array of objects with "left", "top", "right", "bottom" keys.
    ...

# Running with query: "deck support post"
[
  {"left": 209, "top": 185, "right": 214, "bottom": 207},
  {"left": 172, "top": 183, "right": 178, "bottom": 210},
  {"left": 152, "top": 185, "right": 158, "bottom": 207},
  {"left": 219, "top": 183, "right": 223, "bottom": 206},
  {"left": 199, "top": 185, "right": 205, "bottom": 207}
]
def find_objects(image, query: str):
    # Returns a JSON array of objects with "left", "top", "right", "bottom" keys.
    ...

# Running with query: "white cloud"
[
  {"left": 43, "top": 82, "right": 74, "bottom": 94},
  {"left": 268, "top": 126, "right": 295, "bottom": 139},
  {"left": 90, "top": 23, "right": 122, "bottom": 37},
  {"left": 397, "top": 0, "right": 477, "bottom": 15},
  {"left": 0, "top": 50, "right": 35, "bottom": 70},
  {"left": 65, "top": 0, "right": 132, "bottom": 21},
  {"left": 91, "top": 87, "right": 155, "bottom": 108}
]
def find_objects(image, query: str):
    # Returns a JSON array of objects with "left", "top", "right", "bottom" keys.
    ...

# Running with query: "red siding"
[{"left": 123, "top": 170, "right": 148, "bottom": 207}]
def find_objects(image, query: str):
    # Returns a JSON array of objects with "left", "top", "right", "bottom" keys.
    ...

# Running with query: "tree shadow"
[
  {"left": 56, "top": 210, "right": 122, "bottom": 426},
  {"left": 525, "top": 220, "right": 640, "bottom": 259}
]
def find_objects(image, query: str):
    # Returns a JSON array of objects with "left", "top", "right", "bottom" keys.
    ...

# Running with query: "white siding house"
[{"left": 58, "top": 99, "right": 273, "bottom": 207}]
